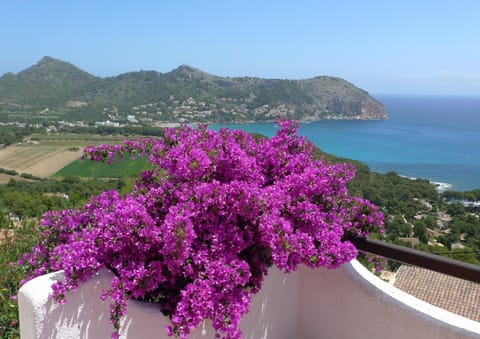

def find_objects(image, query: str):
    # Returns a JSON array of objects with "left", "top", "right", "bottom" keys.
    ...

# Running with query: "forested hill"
[{"left": 0, "top": 56, "right": 386, "bottom": 123}]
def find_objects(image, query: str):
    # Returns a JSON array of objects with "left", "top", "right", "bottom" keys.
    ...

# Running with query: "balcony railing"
[{"left": 345, "top": 235, "right": 480, "bottom": 283}]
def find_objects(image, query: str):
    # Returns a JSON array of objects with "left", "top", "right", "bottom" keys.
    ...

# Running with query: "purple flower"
[{"left": 17, "top": 120, "right": 384, "bottom": 339}]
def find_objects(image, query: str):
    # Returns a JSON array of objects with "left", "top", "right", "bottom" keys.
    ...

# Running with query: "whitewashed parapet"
[
  {"left": 19, "top": 260, "right": 480, "bottom": 339},
  {"left": 298, "top": 260, "right": 480, "bottom": 339},
  {"left": 18, "top": 267, "right": 299, "bottom": 339}
]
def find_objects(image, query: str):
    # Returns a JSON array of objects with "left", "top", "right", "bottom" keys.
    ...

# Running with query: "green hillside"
[{"left": 0, "top": 57, "right": 387, "bottom": 124}]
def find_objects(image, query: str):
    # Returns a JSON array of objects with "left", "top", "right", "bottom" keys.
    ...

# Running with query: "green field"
[{"left": 53, "top": 156, "right": 151, "bottom": 178}]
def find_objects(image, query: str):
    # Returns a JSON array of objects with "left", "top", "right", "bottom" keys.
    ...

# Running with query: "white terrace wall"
[
  {"left": 19, "top": 260, "right": 480, "bottom": 339},
  {"left": 298, "top": 260, "right": 480, "bottom": 339},
  {"left": 18, "top": 266, "right": 300, "bottom": 339}
]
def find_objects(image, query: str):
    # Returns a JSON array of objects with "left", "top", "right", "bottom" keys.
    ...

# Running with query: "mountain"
[
  {"left": 0, "top": 57, "right": 387, "bottom": 124},
  {"left": 0, "top": 57, "right": 98, "bottom": 106}
]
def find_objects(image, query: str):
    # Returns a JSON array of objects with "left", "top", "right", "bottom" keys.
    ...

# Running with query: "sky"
[{"left": 1, "top": 0, "right": 480, "bottom": 95}]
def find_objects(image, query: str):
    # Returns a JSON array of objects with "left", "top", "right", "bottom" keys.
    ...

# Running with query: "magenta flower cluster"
[{"left": 18, "top": 120, "right": 383, "bottom": 339}]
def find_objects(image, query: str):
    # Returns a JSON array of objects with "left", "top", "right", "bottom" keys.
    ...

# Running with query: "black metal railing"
[{"left": 345, "top": 235, "right": 480, "bottom": 284}]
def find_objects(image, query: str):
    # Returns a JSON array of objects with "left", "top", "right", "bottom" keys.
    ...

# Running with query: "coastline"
[
  {"left": 430, "top": 181, "right": 453, "bottom": 192},
  {"left": 391, "top": 175, "right": 453, "bottom": 193},
  {"left": 178, "top": 110, "right": 479, "bottom": 193},
  {"left": 195, "top": 115, "right": 388, "bottom": 126}
]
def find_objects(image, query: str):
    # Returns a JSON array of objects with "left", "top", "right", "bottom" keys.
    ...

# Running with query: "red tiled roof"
[{"left": 394, "top": 265, "right": 480, "bottom": 322}]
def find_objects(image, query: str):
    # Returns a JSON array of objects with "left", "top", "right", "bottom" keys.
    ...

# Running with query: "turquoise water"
[{"left": 210, "top": 95, "right": 480, "bottom": 191}]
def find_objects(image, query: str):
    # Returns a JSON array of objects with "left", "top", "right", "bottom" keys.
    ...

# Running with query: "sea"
[{"left": 210, "top": 95, "right": 480, "bottom": 192}]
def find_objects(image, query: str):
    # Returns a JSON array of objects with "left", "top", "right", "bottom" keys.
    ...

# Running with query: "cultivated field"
[
  {"left": 0, "top": 134, "right": 127, "bottom": 183},
  {"left": 0, "top": 145, "right": 83, "bottom": 179},
  {"left": 53, "top": 156, "right": 149, "bottom": 179}
]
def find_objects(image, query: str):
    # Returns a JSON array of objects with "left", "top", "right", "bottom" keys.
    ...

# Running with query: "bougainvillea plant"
[{"left": 17, "top": 120, "right": 383, "bottom": 339}]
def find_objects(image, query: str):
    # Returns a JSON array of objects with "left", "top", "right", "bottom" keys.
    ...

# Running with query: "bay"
[{"left": 210, "top": 95, "right": 480, "bottom": 192}]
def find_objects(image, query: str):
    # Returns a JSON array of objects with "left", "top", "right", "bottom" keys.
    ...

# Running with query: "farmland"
[
  {"left": 0, "top": 145, "right": 83, "bottom": 179},
  {"left": 0, "top": 134, "right": 130, "bottom": 183},
  {"left": 53, "top": 157, "right": 149, "bottom": 179}
]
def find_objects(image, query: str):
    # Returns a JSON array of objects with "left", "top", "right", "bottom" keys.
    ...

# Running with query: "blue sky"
[{"left": 1, "top": 0, "right": 479, "bottom": 95}]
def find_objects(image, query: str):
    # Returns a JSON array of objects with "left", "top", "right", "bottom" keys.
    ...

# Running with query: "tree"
[
  {"left": 423, "top": 215, "right": 436, "bottom": 229},
  {"left": 446, "top": 203, "right": 465, "bottom": 217},
  {"left": 413, "top": 220, "right": 428, "bottom": 244},
  {"left": 387, "top": 214, "right": 411, "bottom": 238},
  {"left": 0, "top": 210, "right": 10, "bottom": 229}
]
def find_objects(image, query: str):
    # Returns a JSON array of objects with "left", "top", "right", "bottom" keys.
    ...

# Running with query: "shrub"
[
  {"left": 19, "top": 173, "right": 34, "bottom": 180},
  {"left": 17, "top": 120, "right": 383, "bottom": 339},
  {"left": 4, "top": 170, "right": 18, "bottom": 176},
  {"left": 1, "top": 221, "right": 42, "bottom": 338}
]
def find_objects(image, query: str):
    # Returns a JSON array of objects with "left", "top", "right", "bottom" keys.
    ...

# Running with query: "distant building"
[
  {"left": 44, "top": 192, "right": 69, "bottom": 200},
  {"left": 65, "top": 100, "right": 88, "bottom": 108},
  {"left": 451, "top": 242, "right": 466, "bottom": 250},
  {"left": 127, "top": 115, "right": 138, "bottom": 123},
  {"left": 436, "top": 211, "right": 452, "bottom": 229},
  {"left": 0, "top": 229, "right": 14, "bottom": 245},
  {"left": 8, "top": 213, "right": 20, "bottom": 222},
  {"left": 95, "top": 120, "right": 120, "bottom": 127}
]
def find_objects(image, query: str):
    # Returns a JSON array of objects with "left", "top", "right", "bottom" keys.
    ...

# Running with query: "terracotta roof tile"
[{"left": 394, "top": 265, "right": 480, "bottom": 322}]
